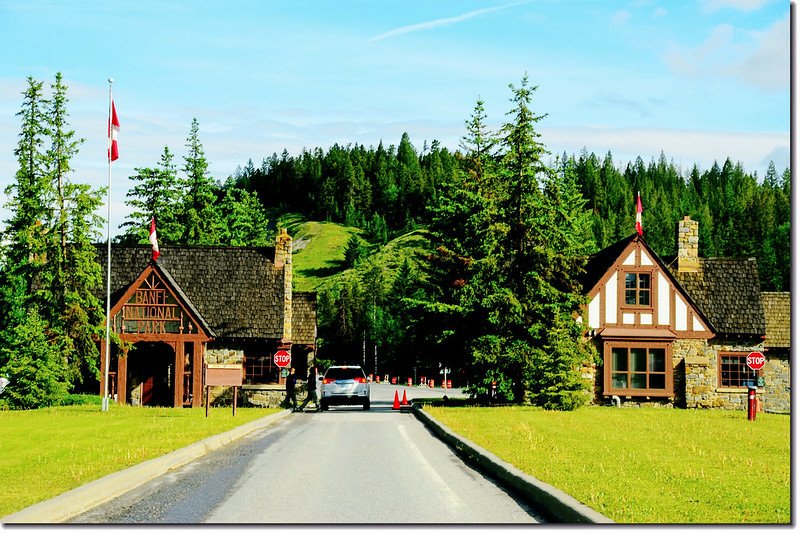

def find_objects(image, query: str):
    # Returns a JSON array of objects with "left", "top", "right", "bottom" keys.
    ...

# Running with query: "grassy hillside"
[{"left": 275, "top": 212, "right": 431, "bottom": 293}]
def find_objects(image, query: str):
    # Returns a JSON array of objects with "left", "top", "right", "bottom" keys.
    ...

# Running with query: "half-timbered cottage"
[
  {"left": 95, "top": 229, "right": 316, "bottom": 408},
  {"left": 581, "top": 216, "right": 790, "bottom": 412}
]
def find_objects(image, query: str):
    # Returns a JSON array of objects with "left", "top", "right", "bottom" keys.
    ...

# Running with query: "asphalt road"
[{"left": 70, "top": 384, "right": 545, "bottom": 524}]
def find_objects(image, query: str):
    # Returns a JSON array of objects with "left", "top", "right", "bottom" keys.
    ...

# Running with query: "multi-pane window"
[
  {"left": 608, "top": 345, "right": 669, "bottom": 395},
  {"left": 719, "top": 353, "right": 757, "bottom": 388},
  {"left": 624, "top": 272, "right": 651, "bottom": 306},
  {"left": 244, "top": 354, "right": 280, "bottom": 384}
]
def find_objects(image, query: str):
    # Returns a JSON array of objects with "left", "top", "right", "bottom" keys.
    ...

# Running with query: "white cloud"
[
  {"left": 727, "top": 16, "right": 790, "bottom": 91},
  {"left": 664, "top": 24, "right": 735, "bottom": 77},
  {"left": 664, "top": 16, "right": 788, "bottom": 92},
  {"left": 368, "top": 0, "right": 533, "bottom": 42},
  {"left": 700, "top": 0, "right": 771, "bottom": 13}
]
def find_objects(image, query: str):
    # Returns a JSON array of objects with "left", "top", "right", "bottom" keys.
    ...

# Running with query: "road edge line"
[
  {"left": 2, "top": 409, "right": 293, "bottom": 524},
  {"left": 412, "top": 405, "right": 614, "bottom": 524}
]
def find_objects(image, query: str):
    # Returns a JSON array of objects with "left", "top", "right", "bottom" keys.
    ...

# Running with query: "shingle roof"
[
  {"left": 669, "top": 257, "right": 765, "bottom": 337},
  {"left": 762, "top": 292, "right": 790, "bottom": 348},
  {"left": 580, "top": 234, "right": 637, "bottom": 294},
  {"left": 95, "top": 244, "right": 316, "bottom": 341},
  {"left": 583, "top": 234, "right": 765, "bottom": 338}
]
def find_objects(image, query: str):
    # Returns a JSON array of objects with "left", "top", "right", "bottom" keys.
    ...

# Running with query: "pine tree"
[
  {"left": 3, "top": 77, "right": 50, "bottom": 296},
  {"left": 343, "top": 234, "right": 365, "bottom": 269},
  {"left": 0, "top": 306, "right": 69, "bottom": 409},
  {"left": 0, "top": 74, "right": 104, "bottom": 404},
  {"left": 120, "top": 146, "right": 182, "bottom": 244},
  {"left": 181, "top": 118, "right": 221, "bottom": 244},
  {"left": 459, "top": 98, "right": 497, "bottom": 190},
  {"left": 42, "top": 74, "right": 104, "bottom": 390},
  {"left": 218, "top": 186, "right": 270, "bottom": 246}
]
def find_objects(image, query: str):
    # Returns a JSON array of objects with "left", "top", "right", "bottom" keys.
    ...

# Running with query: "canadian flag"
[
  {"left": 108, "top": 98, "right": 120, "bottom": 162},
  {"left": 149, "top": 217, "right": 160, "bottom": 262},
  {"left": 635, "top": 192, "right": 643, "bottom": 236}
]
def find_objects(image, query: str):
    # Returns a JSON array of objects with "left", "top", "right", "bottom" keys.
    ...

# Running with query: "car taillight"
[
  {"left": 323, "top": 378, "right": 334, "bottom": 384},
  {"left": 354, "top": 377, "right": 366, "bottom": 383}
]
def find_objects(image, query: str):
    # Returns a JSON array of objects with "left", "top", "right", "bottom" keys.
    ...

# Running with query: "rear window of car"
[{"left": 324, "top": 367, "right": 365, "bottom": 380}]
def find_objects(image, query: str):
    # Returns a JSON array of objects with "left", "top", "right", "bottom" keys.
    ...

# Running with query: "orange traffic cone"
[
  {"left": 392, "top": 390, "right": 401, "bottom": 410},
  {"left": 401, "top": 390, "right": 409, "bottom": 406}
]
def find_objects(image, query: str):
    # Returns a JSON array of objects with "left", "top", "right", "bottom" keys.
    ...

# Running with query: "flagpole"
[{"left": 102, "top": 78, "right": 113, "bottom": 412}]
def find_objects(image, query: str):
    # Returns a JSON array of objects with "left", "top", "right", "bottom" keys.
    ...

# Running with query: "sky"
[{"left": 0, "top": 0, "right": 792, "bottom": 237}]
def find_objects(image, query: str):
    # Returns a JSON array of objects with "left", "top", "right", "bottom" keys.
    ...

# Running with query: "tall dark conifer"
[{"left": 181, "top": 118, "right": 220, "bottom": 244}]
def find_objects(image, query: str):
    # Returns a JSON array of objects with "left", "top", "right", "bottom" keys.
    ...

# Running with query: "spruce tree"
[
  {"left": 181, "top": 118, "right": 221, "bottom": 244},
  {"left": 218, "top": 186, "right": 270, "bottom": 246},
  {"left": 120, "top": 146, "right": 182, "bottom": 244},
  {"left": 459, "top": 98, "right": 497, "bottom": 190}
]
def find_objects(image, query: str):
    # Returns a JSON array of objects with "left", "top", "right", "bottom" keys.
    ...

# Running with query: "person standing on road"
[
  {"left": 298, "top": 365, "right": 320, "bottom": 412},
  {"left": 285, "top": 367, "right": 298, "bottom": 411}
]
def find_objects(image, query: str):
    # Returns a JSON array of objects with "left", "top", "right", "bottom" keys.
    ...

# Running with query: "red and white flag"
[
  {"left": 635, "top": 191, "right": 643, "bottom": 236},
  {"left": 108, "top": 99, "right": 120, "bottom": 162},
  {"left": 149, "top": 217, "right": 160, "bottom": 261}
]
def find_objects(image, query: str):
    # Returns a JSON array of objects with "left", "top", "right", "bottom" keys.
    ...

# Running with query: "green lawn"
[
  {"left": 0, "top": 404, "right": 277, "bottom": 517},
  {"left": 425, "top": 405, "right": 790, "bottom": 524}
]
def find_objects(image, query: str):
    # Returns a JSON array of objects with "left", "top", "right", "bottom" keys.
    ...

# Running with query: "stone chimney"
[
  {"left": 275, "top": 228, "right": 293, "bottom": 343},
  {"left": 677, "top": 216, "right": 700, "bottom": 273}
]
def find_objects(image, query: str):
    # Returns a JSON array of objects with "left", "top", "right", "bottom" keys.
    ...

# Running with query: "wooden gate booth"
[{"left": 205, "top": 363, "right": 243, "bottom": 417}]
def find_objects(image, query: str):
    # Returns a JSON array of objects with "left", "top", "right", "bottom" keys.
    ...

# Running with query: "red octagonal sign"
[
  {"left": 746, "top": 351, "right": 765, "bottom": 371},
  {"left": 274, "top": 349, "right": 291, "bottom": 368}
]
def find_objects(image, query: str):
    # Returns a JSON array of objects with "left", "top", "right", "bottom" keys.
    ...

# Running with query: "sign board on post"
[
  {"left": 274, "top": 349, "right": 291, "bottom": 368},
  {"left": 204, "top": 364, "right": 243, "bottom": 417},
  {"left": 746, "top": 352, "right": 765, "bottom": 371}
]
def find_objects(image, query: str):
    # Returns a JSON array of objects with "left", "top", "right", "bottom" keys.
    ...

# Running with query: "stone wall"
[
  {"left": 205, "top": 347, "right": 244, "bottom": 365},
  {"left": 241, "top": 385, "right": 288, "bottom": 408},
  {"left": 683, "top": 340, "right": 766, "bottom": 410},
  {"left": 678, "top": 338, "right": 716, "bottom": 408},
  {"left": 762, "top": 352, "right": 790, "bottom": 413}
]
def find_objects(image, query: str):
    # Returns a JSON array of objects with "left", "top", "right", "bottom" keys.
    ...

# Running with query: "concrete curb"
[
  {"left": 2, "top": 409, "right": 293, "bottom": 524},
  {"left": 413, "top": 405, "right": 614, "bottom": 524}
]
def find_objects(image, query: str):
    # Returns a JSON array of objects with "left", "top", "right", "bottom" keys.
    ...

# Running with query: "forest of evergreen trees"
[
  {"left": 229, "top": 131, "right": 790, "bottom": 292},
  {"left": 0, "top": 73, "right": 791, "bottom": 409}
]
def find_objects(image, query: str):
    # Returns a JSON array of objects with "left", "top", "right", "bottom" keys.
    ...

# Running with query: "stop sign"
[
  {"left": 273, "top": 349, "right": 291, "bottom": 368},
  {"left": 746, "top": 351, "right": 765, "bottom": 371}
]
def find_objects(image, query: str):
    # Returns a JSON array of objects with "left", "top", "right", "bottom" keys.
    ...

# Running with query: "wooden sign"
[
  {"left": 204, "top": 364, "right": 243, "bottom": 417},
  {"left": 205, "top": 364, "right": 243, "bottom": 386}
]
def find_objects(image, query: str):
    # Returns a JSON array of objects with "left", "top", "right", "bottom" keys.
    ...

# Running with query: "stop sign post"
[
  {"left": 274, "top": 349, "right": 291, "bottom": 368},
  {"left": 745, "top": 352, "right": 764, "bottom": 422}
]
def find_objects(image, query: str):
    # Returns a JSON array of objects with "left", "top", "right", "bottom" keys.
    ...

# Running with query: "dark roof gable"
[
  {"left": 95, "top": 244, "right": 292, "bottom": 339},
  {"left": 583, "top": 234, "right": 765, "bottom": 338}
]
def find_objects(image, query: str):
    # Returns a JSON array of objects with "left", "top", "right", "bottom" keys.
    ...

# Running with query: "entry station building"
[
  {"left": 580, "top": 216, "right": 790, "bottom": 412},
  {"left": 96, "top": 229, "right": 316, "bottom": 407}
]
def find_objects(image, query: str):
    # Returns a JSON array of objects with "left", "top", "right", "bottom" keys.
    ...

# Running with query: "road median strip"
[{"left": 412, "top": 404, "right": 613, "bottom": 524}]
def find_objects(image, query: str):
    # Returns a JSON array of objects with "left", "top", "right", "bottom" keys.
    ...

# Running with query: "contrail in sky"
[{"left": 368, "top": 0, "right": 534, "bottom": 42}]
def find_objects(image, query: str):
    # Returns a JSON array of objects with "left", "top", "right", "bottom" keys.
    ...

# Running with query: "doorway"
[{"left": 127, "top": 342, "right": 174, "bottom": 406}]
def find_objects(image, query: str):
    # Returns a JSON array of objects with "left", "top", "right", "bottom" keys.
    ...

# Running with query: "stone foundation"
[
  {"left": 203, "top": 383, "right": 312, "bottom": 409},
  {"left": 205, "top": 347, "right": 244, "bottom": 366},
  {"left": 241, "top": 385, "right": 289, "bottom": 408}
]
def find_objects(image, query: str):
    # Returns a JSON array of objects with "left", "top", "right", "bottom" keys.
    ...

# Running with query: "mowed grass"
[
  {"left": 426, "top": 406, "right": 789, "bottom": 524},
  {"left": 285, "top": 216, "right": 360, "bottom": 292},
  {"left": 0, "top": 404, "right": 278, "bottom": 517}
]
